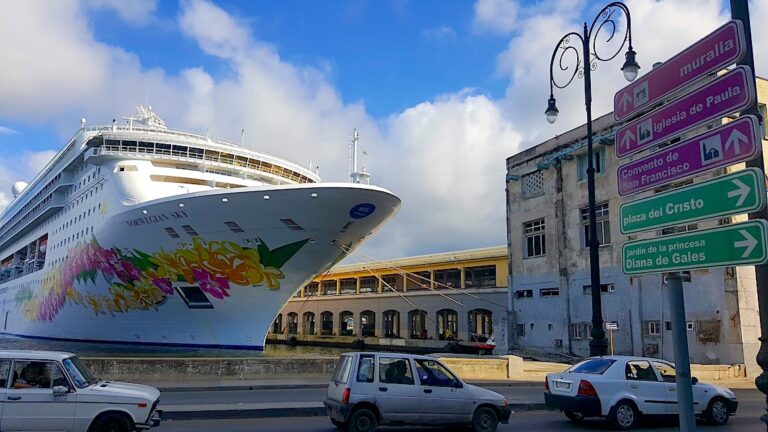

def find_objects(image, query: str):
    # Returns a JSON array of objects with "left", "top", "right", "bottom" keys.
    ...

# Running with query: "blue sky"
[{"left": 0, "top": 0, "right": 765, "bottom": 258}]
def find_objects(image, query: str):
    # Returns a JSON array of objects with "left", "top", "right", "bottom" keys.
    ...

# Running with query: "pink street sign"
[
  {"left": 615, "top": 65, "right": 755, "bottom": 159},
  {"left": 617, "top": 115, "right": 760, "bottom": 196},
  {"left": 614, "top": 20, "right": 745, "bottom": 121}
]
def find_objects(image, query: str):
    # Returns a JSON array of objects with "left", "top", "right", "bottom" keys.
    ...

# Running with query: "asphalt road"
[{"left": 155, "top": 388, "right": 767, "bottom": 431}]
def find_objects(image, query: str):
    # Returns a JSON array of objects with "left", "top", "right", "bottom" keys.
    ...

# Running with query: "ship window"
[
  {"left": 122, "top": 141, "right": 138, "bottom": 151},
  {"left": 116, "top": 165, "right": 137, "bottom": 173},
  {"left": 280, "top": 219, "right": 304, "bottom": 231},
  {"left": 225, "top": 221, "right": 244, "bottom": 233},
  {"left": 164, "top": 227, "right": 181, "bottom": 239},
  {"left": 189, "top": 147, "right": 204, "bottom": 159},
  {"left": 175, "top": 285, "right": 214, "bottom": 309},
  {"left": 181, "top": 225, "right": 199, "bottom": 237},
  {"left": 172, "top": 145, "right": 188, "bottom": 156},
  {"left": 138, "top": 141, "right": 154, "bottom": 152}
]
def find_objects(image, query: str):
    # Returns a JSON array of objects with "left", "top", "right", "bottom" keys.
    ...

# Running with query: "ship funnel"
[{"left": 12, "top": 181, "right": 28, "bottom": 198}]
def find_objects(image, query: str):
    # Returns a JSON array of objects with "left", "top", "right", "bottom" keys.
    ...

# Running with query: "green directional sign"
[
  {"left": 620, "top": 168, "right": 767, "bottom": 234},
  {"left": 622, "top": 220, "right": 768, "bottom": 275}
]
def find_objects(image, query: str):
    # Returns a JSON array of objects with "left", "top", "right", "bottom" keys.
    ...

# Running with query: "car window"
[
  {"left": 379, "top": 357, "right": 414, "bottom": 385},
  {"left": 653, "top": 361, "right": 676, "bottom": 383},
  {"left": 356, "top": 355, "right": 375, "bottom": 383},
  {"left": 11, "top": 361, "right": 67, "bottom": 390},
  {"left": 625, "top": 361, "right": 659, "bottom": 382},
  {"left": 568, "top": 358, "right": 616, "bottom": 374},
  {"left": 0, "top": 360, "right": 10, "bottom": 388},
  {"left": 415, "top": 359, "right": 459, "bottom": 387},
  {"left": 63, "top": 356, "right": 98, "bottom": 389},
  {"left": 331, "top": 355, "right": 353, "bottom": 384}
]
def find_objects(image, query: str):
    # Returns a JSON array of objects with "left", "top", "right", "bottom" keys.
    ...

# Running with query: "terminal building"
[
  {"left": 269, "top": 247, "right": 508, "bottom": 351},
  {"left": 505, "top": 75, "right": 768, "bottom": 372}
]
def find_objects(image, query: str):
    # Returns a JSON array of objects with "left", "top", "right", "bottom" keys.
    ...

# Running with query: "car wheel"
[
  {"left": 331, "top": 418, "right": 347, "bottom": 430},
  {"left": 705, "top": 397, "right": 731, "bottom": 425},
  {"left": 472, "top": 406, "right": 499, "bottom": 432},
  {"left": 609, "top": 400, "right": 639, "bottom": 430},
  {"left": 347, "top": 408, "right": 377, "bottom": 432},
  {"left": 89, "top": 414, "right": 132, "bottom": 432},
  {"left": 564, "top": 410, "right": 585, "bottom": 422}
]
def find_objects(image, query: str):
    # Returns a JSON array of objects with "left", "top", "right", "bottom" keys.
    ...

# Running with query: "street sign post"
[
  {"left": 622, "top": 220, "right": 768, "bottom": 275},
  {"left": 614, "top": 20, "right": 746, "bottom": 121},
  {"left": 617, "top": 115, "right": 761, "bottom": 196},
  {"left": 615, "top": 65, "right": 756, "bottom": 158},
  {"left": 620, "top": 167, "right": 766, "bottom": 234}
]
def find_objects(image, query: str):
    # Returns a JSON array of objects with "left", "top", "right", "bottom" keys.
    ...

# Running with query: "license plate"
[{"left": 554, "top": 380, "right": 571, "bottom": 389}]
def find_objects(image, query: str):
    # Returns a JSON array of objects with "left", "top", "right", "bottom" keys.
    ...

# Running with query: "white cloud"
[
  {"left": 422, "top": 25, "right": 457, "bottom": 41},
  {"left": 473, "top": 0, "right": 520, "bottom": 34},
  {"left": 23, "top": 150, "right": 57, "bottom": 173},
  {"left": 86, "top": 0, "right": 157, "bottom": 25},
  {"left": 0, "top": 126, "right": 17, "bottom": 135}
]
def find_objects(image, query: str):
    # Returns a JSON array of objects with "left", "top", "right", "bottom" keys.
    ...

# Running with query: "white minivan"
[
  {"left": 324, "top": 352, "right": 511, "bottom": 432},
  {"left": 0, "top": 350, "right": 161, "bottom": 432}
]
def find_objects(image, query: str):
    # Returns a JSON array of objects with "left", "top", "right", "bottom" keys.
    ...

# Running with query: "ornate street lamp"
[{"left": 545, "top": 2, "right": 638, "bottom": 357}]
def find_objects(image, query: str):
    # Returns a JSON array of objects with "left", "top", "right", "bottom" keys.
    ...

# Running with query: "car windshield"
[
  {"left": 568, "top": 358, "right": 616, "bottom": 375},
  {"left": 62, "top": 356, "right": 99, "bottom": 389}
]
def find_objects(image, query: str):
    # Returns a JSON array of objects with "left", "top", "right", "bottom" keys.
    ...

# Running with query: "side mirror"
[
  {"left": 53, "top": 385, "right": 70, "bottom": 396},
  {"left": 692, "top": 377, "right": 699, "bottom": 385}
]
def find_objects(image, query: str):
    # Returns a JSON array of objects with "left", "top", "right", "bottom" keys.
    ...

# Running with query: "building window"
[
  {"left": 359, "top": 277, "right": 377, "bottom": 293},
  {"left": 521, "top": 170, "right": 545, "bottom": 198},
  {"left": 340, "top": 278, "right": 357, "bottom": 295},
  {"left": 321, "top": 280, "right": 337, "bottom": 295},
  {"left": 434, "top": 268, "right": 461, "bottom": 288},
  {"left": 540, "top": 287, "right": 560, "bottom": 297},
  {"left": 663, "top": 271, "right": 692, "bottom": 283},
  {"left": 516, "top": 324, "right": 525, "bottom": 337},
  {"left": 523, "top": 219, "right": 546, "bottom": 258},
  {"left": 577, "top": 148, "right": 605, "bottom": 181},
  {"left": 465, "top": 265, "right": 496, "bottom": 288},
  {"left": 571, "top": 323, "right": 586, "bottom": 340},
  {"left": 582, "top": 284, "right": 615, "bottom": 295},
  {"left": 645, "top": 320, "right": 661, "bottom": 337},
  {"left": 581, "top": 203, "right": 610, "bottom": 247},
  {"left": 514, "top": 289, "right": 533, "bottom": 299}
]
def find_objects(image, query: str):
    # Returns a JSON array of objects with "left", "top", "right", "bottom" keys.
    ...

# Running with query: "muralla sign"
[
  {"left": 615, "top": 65, "right": 755, "bottom": 159},
  {"left": 614, "top": 20, "right": 746, "bottom": 121}
]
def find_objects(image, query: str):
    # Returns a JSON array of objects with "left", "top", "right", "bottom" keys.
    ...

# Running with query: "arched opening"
[
  {"left": 360, "top": 310, "right": 376, "bottom": 337},
  {"left": 287, "top": 312, "right": 298, "bottom": 335},
  {"left": 303, "top": 311, "right": 316, "bottom": 335},
  {"left": 408, "top": 309, "right": 428, "bottom": 339},
  {"left": 320, "top": 311, "right": 334, "bottom": 335},
  {"left": 383, "top": 310, "right": 400, "bottom": 338},
  {"left": 468, "top": 309, "right": 493, "bottom": 338},
  {"left": 436, "top": 309, "right": 458, "bottom": 340},
  {"left": 340, "top": 311, "right": 355, "bottom": 336},
  {"left": 272, "top": 314, "right": 282, "bottom": 334}
]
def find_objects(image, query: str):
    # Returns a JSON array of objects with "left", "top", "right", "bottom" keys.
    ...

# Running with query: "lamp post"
[{"left": 545, "top": 2, "right": 639, "bottom": 357}]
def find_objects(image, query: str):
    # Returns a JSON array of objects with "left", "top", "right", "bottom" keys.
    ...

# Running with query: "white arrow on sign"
[
  {"left": 618, "top": 92, "right": 632, "bottom": 111},
  {"left": 621, "top": 130, "right": 636, "bottom": 149},
  {"left": 725, "top": 128, "right": 748, "bottom": 155},
  {"left": 735, "top": 229, "right": 758, "bottom": 258},
  {"left": 727, "top": 179, "right": 751, "bottom": 206}
]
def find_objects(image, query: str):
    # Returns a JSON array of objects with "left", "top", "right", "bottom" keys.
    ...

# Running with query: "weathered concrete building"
[
  {"left": 505, "top": 76, "right": 768, "bottom": 372},
  {"left": 269, "top": 246, "right": 508, "bottom": 351}
]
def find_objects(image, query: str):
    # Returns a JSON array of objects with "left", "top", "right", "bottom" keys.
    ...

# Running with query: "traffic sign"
[
  {"left": 614, "top": 20, "right": 746, "bottom": 121},
  {"left": 615, "top": 65, "right": 756, "bottom": 158},
  {"left": 622, "top": 220, "right": 768, "bottom": 275},
  {"left": 605, "top": 322, "right": 619, "bottom": 330},
  {"left": 620, "top": 168, "right": 766, "bottom": 234},
  {"left": 617, "top": 115, "right": 761, "bottom": 195}
]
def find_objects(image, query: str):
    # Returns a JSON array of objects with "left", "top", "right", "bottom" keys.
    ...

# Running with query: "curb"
[
  {"left": 157, "top": 383, "right": 329, "bottom": 392},
  {"left": 160, "top": 403, "right": 552, "bottom": 421}
]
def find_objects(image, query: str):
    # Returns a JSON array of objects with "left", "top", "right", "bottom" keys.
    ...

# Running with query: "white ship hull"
[{"left": 0, "top": 183, "right": 400, "bottom": 349}]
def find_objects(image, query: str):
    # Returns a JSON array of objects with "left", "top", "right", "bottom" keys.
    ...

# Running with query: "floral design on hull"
[{"left": 16, "top": 236, "right": 308, "bottom": 321}]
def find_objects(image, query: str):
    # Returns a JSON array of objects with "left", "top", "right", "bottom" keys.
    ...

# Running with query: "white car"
[
  {"left": 324, "top": 352, "right": 511, "bottom": 432},
  {"left": 544, "top": 355, "right": 738, "bottom": 430},
  {"left": 0, "top": 350, "right": 161, "bottom": 432}
]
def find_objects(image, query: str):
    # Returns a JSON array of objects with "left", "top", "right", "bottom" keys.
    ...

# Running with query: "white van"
[
  {"left": 324, "top": 352, "right": 511, "bottom": 432},
  {"left": 0, "top": 350, "right": 161, "bottom": 432}
]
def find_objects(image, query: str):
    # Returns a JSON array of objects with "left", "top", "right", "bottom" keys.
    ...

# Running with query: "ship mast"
[{"left": 349, "top": 129, "right": 370, "bottom": 184}]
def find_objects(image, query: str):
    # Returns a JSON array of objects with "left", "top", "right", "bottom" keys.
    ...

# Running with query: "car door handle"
[
  {"left": 669, "top": 388, "right": 677, "bottom": 391},
  {"left": 379, "top": 387, "right": 388, "bottom": 392},
  {"left": 630, "top": 385, "right": 639, "bottom": 389},
  {"left": 7, "top": 396, "right": 21, "bottom": 401},
  {"left": 424, "top": 389, "right": 432, "bottom": 394}
]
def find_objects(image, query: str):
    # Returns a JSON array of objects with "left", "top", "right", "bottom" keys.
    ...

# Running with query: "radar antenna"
[{"left": 349, "top": 129, "right": 371, "bottom": 185}]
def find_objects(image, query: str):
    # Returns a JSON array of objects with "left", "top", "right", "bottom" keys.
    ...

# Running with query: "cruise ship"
[{"left": 0, "top": 106, "right": 400, "bottom": 349}]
